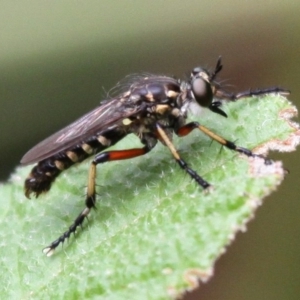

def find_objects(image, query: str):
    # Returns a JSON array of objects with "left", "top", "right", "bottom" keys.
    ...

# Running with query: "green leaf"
[{"left": 1, "top": 95, "right": 299, "bottom": 299}]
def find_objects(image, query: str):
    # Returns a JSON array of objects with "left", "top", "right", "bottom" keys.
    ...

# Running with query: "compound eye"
[{"left": 191, "top": 77, "right": 213, "bottom": 107}]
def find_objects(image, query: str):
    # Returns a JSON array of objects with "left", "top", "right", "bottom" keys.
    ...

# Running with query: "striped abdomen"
[{"left": 24, "top": 130, "right": 126, "bottom": 198}]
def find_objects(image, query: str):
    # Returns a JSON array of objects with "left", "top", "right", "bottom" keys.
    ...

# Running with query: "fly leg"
[
  {"left": 43, "top": 146, "right": 153, "bottom": 256},
  {"left": 215, "top": 87, "right": 290, "bottom": 101},
  {"left": 210, "top": 87, "right": 290, "bottom": 117},
  {"left": 156, "top": 124, "right": 211, "bottom": 190},
  {"left": 176, "top": 122, "right": 271, "bottom": 163}
]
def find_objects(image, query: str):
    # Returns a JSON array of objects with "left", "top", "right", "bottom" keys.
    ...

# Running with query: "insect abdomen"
[{"left": 24, "top": 132, "right": 124, "bottom": 198}]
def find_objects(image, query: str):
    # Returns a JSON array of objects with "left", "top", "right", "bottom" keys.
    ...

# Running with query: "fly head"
[{"left": 190, "top": 56, "right": 227, "bottom": 118}]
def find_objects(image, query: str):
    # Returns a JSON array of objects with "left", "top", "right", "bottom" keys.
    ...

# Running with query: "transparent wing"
[{"left": 21, "top": 98, "right": 141, "bottom": 165}]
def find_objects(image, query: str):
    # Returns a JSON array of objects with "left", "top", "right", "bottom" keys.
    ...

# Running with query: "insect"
[{"left": 21, "top": 57, "right": 289, "bottom": 256}]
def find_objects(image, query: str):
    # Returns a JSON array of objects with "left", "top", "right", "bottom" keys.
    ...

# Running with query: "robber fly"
[{"left": 21, "top": 57, "right": 289, "bottom": 256}]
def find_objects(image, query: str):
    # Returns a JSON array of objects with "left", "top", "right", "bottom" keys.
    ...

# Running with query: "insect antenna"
[{"left": 210, "top": 56, "right": 223, "bottom": 82}]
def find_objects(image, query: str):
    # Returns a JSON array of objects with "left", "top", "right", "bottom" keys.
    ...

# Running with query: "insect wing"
[{"left": 21, "top": 98, "right": 140, "bottom": 165}]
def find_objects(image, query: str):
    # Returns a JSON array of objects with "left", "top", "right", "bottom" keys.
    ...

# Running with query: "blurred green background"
[{"left": 0, "top": 1, "right": 299, "bottom": 299}]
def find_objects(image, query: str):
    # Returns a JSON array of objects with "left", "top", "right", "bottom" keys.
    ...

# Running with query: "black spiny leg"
[
  {"left": 176, "top": 122, "right": 271, "bottom": 163},
  {"left": 43, "top": 147, "right": 151, "bottom": 256},
  {"left": 156, "top": 124, "right": 211, "bottom": 189},
  {"left": 215, "top": 87, "right": 290, "bottom": 101}
]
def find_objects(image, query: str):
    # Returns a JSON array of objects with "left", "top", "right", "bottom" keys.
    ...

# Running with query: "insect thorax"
[{"left": 119, "top": 76, "right": 188, "bottom": 138}]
